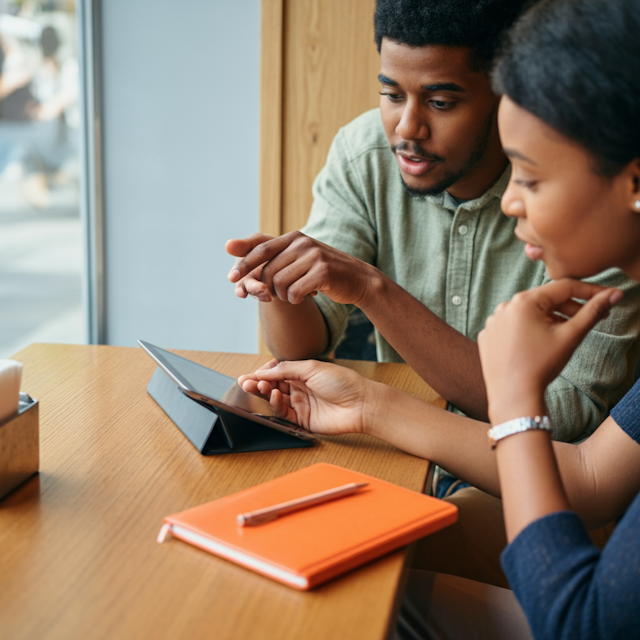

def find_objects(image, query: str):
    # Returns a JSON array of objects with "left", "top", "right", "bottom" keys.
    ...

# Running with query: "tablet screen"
[{"left": 139, "top": 341, "right": 275, "bottom": 416}]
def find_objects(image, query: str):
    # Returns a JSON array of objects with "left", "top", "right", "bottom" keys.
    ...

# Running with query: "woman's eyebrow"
[{"left": 504, "top": 148, "right": 538, "bottom": 165}]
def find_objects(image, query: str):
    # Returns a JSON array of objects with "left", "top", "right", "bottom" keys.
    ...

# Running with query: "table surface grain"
[{"left": 0, "top": 344, "right": 446, "bottom": 640}]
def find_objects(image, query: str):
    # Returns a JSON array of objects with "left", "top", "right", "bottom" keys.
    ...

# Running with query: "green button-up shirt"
[{"left": 302, "top": 109, "right": 640, "bottom": 442}]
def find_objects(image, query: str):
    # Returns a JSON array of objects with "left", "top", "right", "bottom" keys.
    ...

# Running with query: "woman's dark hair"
[
  {"left": 374, "top": 0, "right": 534, "bottom": 71},
  {"left": 493, "top": 0, "right": 640, "bottom": 175}
]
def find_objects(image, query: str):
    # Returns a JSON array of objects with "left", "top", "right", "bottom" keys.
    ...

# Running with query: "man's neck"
[{"left": 448, "top": 146, "right": 509, "bottom": 201}]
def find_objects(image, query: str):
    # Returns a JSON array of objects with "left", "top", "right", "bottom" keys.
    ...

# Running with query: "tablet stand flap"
[
  {"left": 147, "top": 367, "right": 232, "bottom": 453},
  {"left": 146, "top": 367, "right": 314, "bottom": 455},
  {"left": 211, "top": 407, "right": 315, "bottom": 454}
]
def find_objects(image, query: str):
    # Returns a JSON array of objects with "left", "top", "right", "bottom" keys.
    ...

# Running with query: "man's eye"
[
  {"left": 379, "top": 92, "right": 403, "bottom": 102},
  {"left": 430, "top": 100, "right": 453, "bottom": 110}
]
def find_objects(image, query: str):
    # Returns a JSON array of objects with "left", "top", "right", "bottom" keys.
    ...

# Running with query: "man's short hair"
[{"left": 374, "top": 0, "right": 534, "bottom": 71}]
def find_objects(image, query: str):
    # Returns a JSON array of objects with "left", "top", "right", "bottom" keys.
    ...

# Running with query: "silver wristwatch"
[{"left": 487, "top": 415, "right": 553, "bottom": 449}]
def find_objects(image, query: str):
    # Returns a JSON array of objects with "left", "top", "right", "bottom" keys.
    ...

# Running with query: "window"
[{"left": 0, "top": 0, "right": 82, "bottom": 358}]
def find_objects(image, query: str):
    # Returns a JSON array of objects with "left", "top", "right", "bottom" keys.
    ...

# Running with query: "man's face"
[{"left": 379, "top": 38, "right": 503, "bottom": 200}]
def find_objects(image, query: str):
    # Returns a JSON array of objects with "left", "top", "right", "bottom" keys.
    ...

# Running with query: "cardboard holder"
[
  {"left": 0, "top": 394, "right": 39, "bottom": 501},
  {"left": 147, "top": 367, "right": 314, "bottom": 455}
]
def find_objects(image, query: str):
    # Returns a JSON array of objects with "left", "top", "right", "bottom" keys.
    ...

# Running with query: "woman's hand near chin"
[
  {"left": 238, "top": 359, "right": 377, "bottom": 435},
  {"left": 478, "top": 278, "right": 623, "bottom": 425},
  {"left": 476, "top": 279, "right": 623, "bottom": 541}
]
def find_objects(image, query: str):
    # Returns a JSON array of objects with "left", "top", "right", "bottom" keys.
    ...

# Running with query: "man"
[{"left": 226, "top": 0, "right": 640, "bottom": 442}]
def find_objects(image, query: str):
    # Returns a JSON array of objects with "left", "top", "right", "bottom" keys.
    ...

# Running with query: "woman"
[
  {"left": 475, "top": 0, "right": 640, "bottom": 636},
  {"left": 240, "top": 0, "right": 640, "bottom": 636}
]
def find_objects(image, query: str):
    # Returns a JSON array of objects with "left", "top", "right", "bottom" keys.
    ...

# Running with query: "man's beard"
[{"left": 398, "top": 110, "right": 495, "bottom": 198}]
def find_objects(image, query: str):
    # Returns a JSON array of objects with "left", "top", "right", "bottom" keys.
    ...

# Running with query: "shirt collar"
[{"left": 427, "top": 164, "right": 512, "bottom": 213}]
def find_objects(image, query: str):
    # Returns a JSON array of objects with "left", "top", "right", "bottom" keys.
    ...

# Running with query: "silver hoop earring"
[{"left": 636, "top": 200, "right": 640, "bottom": 210}]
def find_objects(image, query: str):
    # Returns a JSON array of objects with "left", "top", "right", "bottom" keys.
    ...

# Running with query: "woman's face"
[{"left": 498, "top": 96, "right": 640, "bottom": 281}]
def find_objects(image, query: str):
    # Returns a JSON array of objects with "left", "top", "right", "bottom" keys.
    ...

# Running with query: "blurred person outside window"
[{"left": 22, "top": 24, "right": 78, "bottom": 208}]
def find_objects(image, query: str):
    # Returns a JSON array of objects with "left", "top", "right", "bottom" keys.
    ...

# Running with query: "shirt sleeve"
[
  {"left": 301, "top": 129, "right": 380, "bottom": 354},
  {"left": 610, "top": 377, "right": 640, "bottom": 442},
  {"left": 502, "top": 503, "right": 640, "bottom": 640},
  {"left": 543, "top": 268, "right": 640, "bottom": 442}
]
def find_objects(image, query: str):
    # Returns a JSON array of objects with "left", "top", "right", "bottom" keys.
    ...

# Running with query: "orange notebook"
[{"left": 157, "top": 463, "right": 458, "bottom": 590}]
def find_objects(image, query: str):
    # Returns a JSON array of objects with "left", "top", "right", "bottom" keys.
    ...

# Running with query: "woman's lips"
[
  {"left": 396, "top": 153, "right": 435, "bottom": 176},
  {"left": 515, "top": 226, "right": 544, "bottom": 261},
  {"left": 524, "top": 243, "right": 544, "bottom": 261}
]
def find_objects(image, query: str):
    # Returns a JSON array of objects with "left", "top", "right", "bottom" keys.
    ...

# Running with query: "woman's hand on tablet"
[{"left": 238, "top": 360, "right": 376, "bottom": 435}]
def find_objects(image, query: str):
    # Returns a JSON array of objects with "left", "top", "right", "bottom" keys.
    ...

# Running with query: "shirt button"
[
  {"left": 458, "top": 225, "right": 468, "bottom": 236},
  {"left": 452, "top": 295, "right": 462, "bottom": 306}
]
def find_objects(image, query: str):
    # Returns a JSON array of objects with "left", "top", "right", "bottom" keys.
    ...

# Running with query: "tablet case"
[
  {"left": 157, "top": 462, "right": 459, "bottom": 589},
  {"left": 147, "top": 367, "right": 314, "bottom": 454}
]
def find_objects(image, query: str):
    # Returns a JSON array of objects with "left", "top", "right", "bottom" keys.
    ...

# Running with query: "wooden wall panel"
[
  {"left": 281, "top": 0, "right": 380, "bottom": 233},
  {"left": 260, "top": 0, "right": 285, "bottom": 238},
  {"left": 259, "top": 0, "right": 381, "bottom": 352},
  {"left": 261, "top": 0, "right": 381, "bottom": 237}
]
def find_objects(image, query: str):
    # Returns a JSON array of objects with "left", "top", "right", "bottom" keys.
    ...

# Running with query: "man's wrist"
[
  {"left": 357, "top": 265, "right": 387, "bottom": 311},
  {"left": 259, "top": 296, "right": 329, "bottom": 360}
]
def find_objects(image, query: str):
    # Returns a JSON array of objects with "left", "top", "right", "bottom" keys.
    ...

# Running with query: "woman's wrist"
[
  {"left": 488, "top": 415, "right": 553, "bottom": 449},
  {"left": 495, "top": 427, "right": 569, "bottom": 541},
  {"left": 487, "top": 380, "right": 547, "bottom": 426},
  {"left": 487, "top": 386, "right": 547, "bottom": 427},
  {"left": 361, "top": 379, "right": 393, "bottom": 437}
]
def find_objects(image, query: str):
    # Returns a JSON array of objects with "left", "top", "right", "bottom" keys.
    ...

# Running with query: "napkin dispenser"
[{"left": 0, "top": 393, "right": 39, "bottom": 501}]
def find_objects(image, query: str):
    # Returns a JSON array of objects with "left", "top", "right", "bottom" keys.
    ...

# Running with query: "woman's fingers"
[
  {"left": 535, "top": 279, "right": 621, "bottom": 308},
  {"left": 270, "top": 388, "right": 288, "bottom": 419},
  {"left": 270, "top": 388, "right": 303, "bottom": 424},
  {"left": 238, "top": 374, "right": 257, "bottom": 387},
  {"left": 480, "top": 282, "right": 624, "bottom": 397},
  {"left": 253, "top": 358, "right": 281, "bottom": 374},
  {"left": 493, "top": 279, "right": 623, "bottom": 322},
  {"left": 557, "top": 287, "right": 623, "bottom": 347},
  {"left": 275, "top": 380, "right": 291, "bottom": 394},
  {"left": 239, "top": 378, "right": 270, "bottom": 400},
  {"left": 257, "top": 380, "right": 275, "bottom": 396},
  {"left": 254, "top": 359, "right": 319, "bottom": 383},
  {"left": 553, "top": 298, "right": 585, "bottom": 319}
]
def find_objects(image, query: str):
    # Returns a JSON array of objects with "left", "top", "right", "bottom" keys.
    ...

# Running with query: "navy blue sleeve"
[
  {"left": 502, "top": 496, "right": 640, "bottom": 640},
  {"left": 501, "top": 378, "right": 640, "bottom": 639},
  {"left": 610, "top": 377, "right": 640, "bottom": 445}
]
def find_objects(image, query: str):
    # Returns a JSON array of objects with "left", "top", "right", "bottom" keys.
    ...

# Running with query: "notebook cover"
[{"left": 158, "top": 463, "right": 458, "bottom": 589}]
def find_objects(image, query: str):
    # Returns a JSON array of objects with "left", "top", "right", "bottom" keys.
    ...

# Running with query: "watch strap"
[{"left": 487, "top": 415, "right": 553, "bottom": 449}]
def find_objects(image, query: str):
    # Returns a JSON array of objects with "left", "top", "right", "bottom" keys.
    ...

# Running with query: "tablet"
[{"left": 138, "top": 340, "right": 316, "bottom": 443}]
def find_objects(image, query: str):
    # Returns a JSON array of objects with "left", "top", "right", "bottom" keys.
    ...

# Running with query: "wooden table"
[{"left": 0, "top": 344, "right": 446, "bottom": 640}]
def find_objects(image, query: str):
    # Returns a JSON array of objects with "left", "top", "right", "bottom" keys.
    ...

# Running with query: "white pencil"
[{"left": 237, "top": 482, "right": 369, "bottom": 526}]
